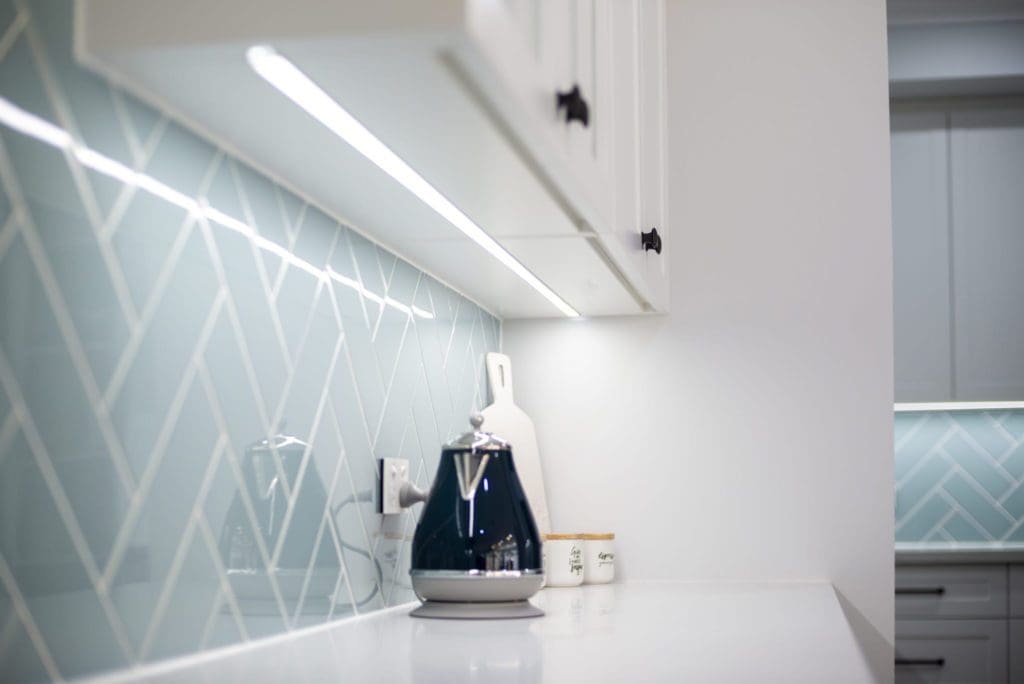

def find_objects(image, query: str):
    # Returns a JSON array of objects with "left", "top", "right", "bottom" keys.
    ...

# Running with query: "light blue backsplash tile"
[
  {"left": 895, "top": 410, "right": 1024, "bottom": 542},
  {"left": 0, "top": 1, "right": 499, "bottom": 681}
]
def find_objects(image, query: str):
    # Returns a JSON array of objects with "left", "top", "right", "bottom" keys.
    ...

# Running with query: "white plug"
[{"left": 377, "top": 458, "right": 428, "bottom": 515}]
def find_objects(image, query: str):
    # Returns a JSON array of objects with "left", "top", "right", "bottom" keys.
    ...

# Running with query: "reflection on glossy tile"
[
  {"left": 895, "top": 410, "right": 1024, "bottom": 541},
  {"left": 0, "top": 0, "right": 498, "bottom": 680}
]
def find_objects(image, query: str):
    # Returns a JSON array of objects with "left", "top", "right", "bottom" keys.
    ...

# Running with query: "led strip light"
[
  {"left": 0, "top": 97, "right": 433, "bottom": 320},
  {"left": 246, "top": 45, "right": 580, "bottom": 319}
]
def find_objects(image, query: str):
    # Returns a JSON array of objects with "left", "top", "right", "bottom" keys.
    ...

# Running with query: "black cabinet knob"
[
  {"left": 641, "top": 228, "right": 662, "bottom": 254},
  {"left": 556, "top": 85, "right": 589, "bottom": 127}
]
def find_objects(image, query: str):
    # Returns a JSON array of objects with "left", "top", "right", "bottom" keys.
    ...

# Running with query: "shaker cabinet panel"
[
  {"left": 950, "top": 107, "right": 1024, "bottom": 401},
  {"left": 1012, "top": 566, "right": 1024, "bottom": 618},
  {"left": 891, "top": 109, "right": 953, "bottom": 402},
  {"left": 895, "top": 619, "right": 1008, "bottom": 684},
  {"left": 1011, "top": 620, "right": 1024, "bottom": 683}
]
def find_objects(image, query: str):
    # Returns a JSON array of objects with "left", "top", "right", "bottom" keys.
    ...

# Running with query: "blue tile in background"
[
  {"left": 895, "top": 410, "right": 1024, "bottom": 542},
  {"left": 0, "top": 0, "right": 499, "bottom": 680}
]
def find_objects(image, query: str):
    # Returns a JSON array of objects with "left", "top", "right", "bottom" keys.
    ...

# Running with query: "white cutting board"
[{"left": 480, "top": 353, "right": 551, "bottom": 537}]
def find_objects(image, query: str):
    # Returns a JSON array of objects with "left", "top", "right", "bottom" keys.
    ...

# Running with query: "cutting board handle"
[{"left": 485, "top": 353, "right": 514, "bottom": 404}]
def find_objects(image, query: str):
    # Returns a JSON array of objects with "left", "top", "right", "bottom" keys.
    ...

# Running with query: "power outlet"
[{"left": 377, "top": 457, "right": 409, "bottom": 515}]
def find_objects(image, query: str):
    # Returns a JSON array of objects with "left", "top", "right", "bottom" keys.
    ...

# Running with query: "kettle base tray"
[{"left": 410, "top": 600, "right": 543, "bottom": 620}]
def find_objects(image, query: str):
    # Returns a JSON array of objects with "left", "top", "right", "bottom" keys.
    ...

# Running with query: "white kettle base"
[{"left": 410, "top": 600, "right": 543, "bottom": 620}]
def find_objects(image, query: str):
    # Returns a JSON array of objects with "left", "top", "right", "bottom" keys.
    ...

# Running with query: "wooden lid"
[{"left": 544, "top": 533, "right": 615, "bottom": 540}]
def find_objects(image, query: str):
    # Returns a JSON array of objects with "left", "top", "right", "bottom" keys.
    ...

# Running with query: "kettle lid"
[{"left": 444, "top": 414, "right": 510, "bottom": 452}]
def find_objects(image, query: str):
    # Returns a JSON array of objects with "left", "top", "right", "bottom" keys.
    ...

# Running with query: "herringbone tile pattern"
[
  {"left": 895, "top": 410, "right": 1024, "bottom": 542},
  {"left": 0, "top": 0, "right": 499, "bottom": 680}
]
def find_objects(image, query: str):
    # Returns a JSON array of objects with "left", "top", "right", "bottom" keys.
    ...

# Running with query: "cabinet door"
[
  {"left": 891, "top": 108, "right": 953, "bottom": 402},
  {"left": 603, "top": 0, "right": 668, "bottom": 312},
  {"left": 1012, "top": 566, "right": 1024, "bottom": 618},
  {"left": 895, "top": 619, "right": 1008, "bottom": 684},
  {"left": 1012, "top": 620, "right": 1024, "bottom": 684},
  {"left": 567, "top": 0, "right": 615, "bottom": 221},
  {"left": 951, "top": 106, "right": 1024, "bottom": 400},
  {"left": 636, "top": 0, "right": 668, "bottom": 308}
]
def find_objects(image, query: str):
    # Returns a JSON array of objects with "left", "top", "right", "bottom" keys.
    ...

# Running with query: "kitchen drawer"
[
  {"left": 896, "top": 566, "right": 1008, "bottom": 618},
  {"left": 1012, "top": 620, "right": 1024, "bottom": 684},
  {"left": 896, "top": 619, "right": 1008, "bottom": 684},
  {"left": 1011, "top": 566, "right": 1024, "bottom": 618}
]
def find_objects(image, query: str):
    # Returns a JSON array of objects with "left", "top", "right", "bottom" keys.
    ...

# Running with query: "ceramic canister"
[
  {"left": 581, "top": 533, "right": 615, "bottom": 584},
  {"left": 543, "top": 534, "right": 584, "bottom": 587}
]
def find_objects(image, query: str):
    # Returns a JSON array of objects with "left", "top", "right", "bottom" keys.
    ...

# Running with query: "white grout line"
[
  {"left": 290, "top": 454, "right": 343, "bottom": 626},
  {"left": 98, "top": 117, "right": 170, "bottom": 242},
  {"left": 370, "top": 302, "right": 412, "bottom": 452},
  {"left": 101, "top": 291, "right": 226, "bottom": 588},
  {"left": 107, "top": 87, "right": 143, "bottom": 165},
  {"left": 0, "top": 210, "right": 17, "bottom": 261},
  {"left": 0, "top": 556, "right": 62, "bottom": 681},
  {"left": 267, "top": 327, "right": 345, "bottom": 570},
  {"left": 0, "top": 134, "right": 137, "bottom": 497},
  {"left": 100, "top": 215, "right": 197, "bottom": 408},
  {"left": 0, "top": 7, "right": 27, "bottom": 64},
  {"left": 895, "top": 457, "right": 958, "bottom": 532},
  {"left": 0, "top": 347, "right": 136, "bottom": 662},
  {"left": 196, "top": 590, "right": 226, "bottom": 652},
  {"left": 938, "top": 486, "right": 998, "bottom": 542},
  {"left": 193, "top": 512, "right": 250, "bottom": 643},
  {"left": 951, "top": 459, "right": 1019, "bottom": 526},
  {"left": 919, "top": 499, "right": 958, "bottom": 542},
  {"left": 193, "top": 355, "right": 291, "bottom": 625},
  {"left": 22, "top": 8, "right": 141, "bottom": 330},
  {"left": 322, "top": 397, "right": 382, "bottom": 609},
  {"left": 895, "top": 421, "right": 957, "bottom": 488},
  {"left": 0, "top": 404, "right": 17, "bottom": 465},
  {"left": 137, "top": 435, "right": 227, "bottom": 661}
]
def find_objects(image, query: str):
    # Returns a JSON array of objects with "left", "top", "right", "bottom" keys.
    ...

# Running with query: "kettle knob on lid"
[{"left": 469, "top": 413, "right": 484, "bottom": 430}]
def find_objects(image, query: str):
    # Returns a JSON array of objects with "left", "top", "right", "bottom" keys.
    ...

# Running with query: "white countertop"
[
  {"left": 896, "top": 541, "right": 1024, "bottom": 564},
  {"left": 89, "top": 582, "right": 876, "bottom": 683}
]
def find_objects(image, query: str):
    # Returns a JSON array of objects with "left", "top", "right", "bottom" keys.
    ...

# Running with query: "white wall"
[{"left": 504, "top": 0, "right": 894, "bottom": 664}]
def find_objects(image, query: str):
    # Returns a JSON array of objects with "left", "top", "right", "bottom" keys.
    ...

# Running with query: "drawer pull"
[
  {"left": 895, "top": 658, "right": 945, "bottom": 667},
  {"left": 556, "top": 85, "right": 590, "bottom": 127},
  {"left": 895, "top": 586, "right": 945, "bottom": 596},
  {"left": 641, "top": 228, "right": 662, "bottom": 254}
]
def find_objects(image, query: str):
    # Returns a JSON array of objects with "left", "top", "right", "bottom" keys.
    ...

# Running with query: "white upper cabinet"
[
  {"left": 891, "top": 101, "right": 1024, "bottom": 401},
  {"left": 78, "top": 0, "right": 670, "bottom": 318}
]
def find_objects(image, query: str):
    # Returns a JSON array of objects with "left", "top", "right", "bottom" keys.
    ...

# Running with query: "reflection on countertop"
[{"left": 80, "top": 582, "right": 876, "bottom": 684}]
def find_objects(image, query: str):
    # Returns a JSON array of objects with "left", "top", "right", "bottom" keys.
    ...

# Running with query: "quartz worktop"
[
  {"left": 82, "top": 582, "right": 877, "bottom": 683},
  {"left": 896, "top": 541, "right": 1024, "bottom": 564}
]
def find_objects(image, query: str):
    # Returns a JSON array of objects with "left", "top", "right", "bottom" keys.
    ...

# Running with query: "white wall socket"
[{"left": 378, "top": 457, "right": 409, "bottom": 515}]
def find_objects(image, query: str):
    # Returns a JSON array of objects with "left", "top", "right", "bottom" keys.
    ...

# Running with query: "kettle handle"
[{"left": 485, "top": 353, "right": 514, "bottom": 404}]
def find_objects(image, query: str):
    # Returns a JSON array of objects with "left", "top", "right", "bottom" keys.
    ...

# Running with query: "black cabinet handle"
[
  {"left": 641, "top": 228, "right": 662, "bottom": 254},
  {"left": 895, "top": 658, "right": 945, "bottom": 667},
  {"left": 556, "top": 85, "right": 589, "bottom": 127},
  {"left": 895, "top": 587, "right": 945, "bottom": 595}
]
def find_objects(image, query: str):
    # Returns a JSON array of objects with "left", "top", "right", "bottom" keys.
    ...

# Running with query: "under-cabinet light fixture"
[
  {"left": 894, "top": 401, "right": 1024, "bottom": 412},
  {"left": 245, "top": 45, "right": 580, "bottom": 319},
  {"left": 0, "top": 96, "right": 432, "bottom": 320}
]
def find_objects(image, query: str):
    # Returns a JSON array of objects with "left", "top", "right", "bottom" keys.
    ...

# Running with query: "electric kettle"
[{"left": 409, "top": 415, "right": 544, "bottom": 619}]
